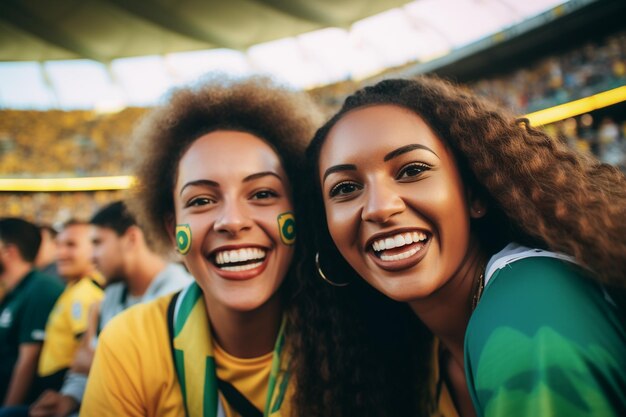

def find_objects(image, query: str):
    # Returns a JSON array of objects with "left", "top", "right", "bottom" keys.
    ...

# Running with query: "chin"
[
  {"left": 223, "top": 295, "right": 273, "bottom": 313},
  {"left": 367, "top": 277, "right": 431, "bottom": 304}
]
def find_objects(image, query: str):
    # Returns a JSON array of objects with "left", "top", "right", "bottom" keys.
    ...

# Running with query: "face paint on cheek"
[
  {"left": 175, "top": 224, "right": 192, "bottom": 255},
  {"left": 277, "top": 212, "right": 296, "bottom": 246}
]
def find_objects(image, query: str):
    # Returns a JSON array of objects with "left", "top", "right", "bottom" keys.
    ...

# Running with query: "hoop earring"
[{"left": 315, "top": 252, "right": 349, "bottom": 287}]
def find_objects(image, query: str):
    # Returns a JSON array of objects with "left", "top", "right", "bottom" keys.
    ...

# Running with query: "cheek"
[
  {"left": 176, "top": 215, "right": 211, "bottom": 254},
  {"left": 276, "top": 211, "right": 296, "bottom": 246},
  {"left": 416, "top": 176, "right": 472, "bottom": 258},
  {"left": 276, "top": 246, "right": 295, "bottom": 270},
  {"left": 324, "top": 203, "right": 359, "bottom": 257}
]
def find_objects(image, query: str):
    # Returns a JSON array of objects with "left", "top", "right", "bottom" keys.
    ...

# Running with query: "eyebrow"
[
  {"left": 179, "top": 179, "right": 219, "bottom": 196},
  {"left": 179, "top": 172, "right": 283, "bottom": 196},
  {"left": 322, "top": 164, "right": 357, "bottom": 183},
  {"left": 243, "top": 171, "right": 283, "bottom": 183},
  {"left": 383, "top": 144, "right": 439, "bottom": 161}
]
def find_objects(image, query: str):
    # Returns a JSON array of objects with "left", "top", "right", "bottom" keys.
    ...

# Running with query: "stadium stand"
[{"left": 1, "top": 24, "right": 625, "bottom": 225}]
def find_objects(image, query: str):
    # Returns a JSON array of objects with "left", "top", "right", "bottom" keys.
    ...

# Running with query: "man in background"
[
  {"left": 29, "top": 201, "right": 191, "bottom": 417},
  {"left": 0, "top": 218, "right": 63, "bottom": 408},
  {"left": 34, "top": 220, "right": 104, "bottom": 397}
]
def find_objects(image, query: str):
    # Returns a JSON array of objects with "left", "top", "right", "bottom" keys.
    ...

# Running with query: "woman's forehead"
[{"left": 176, "top": 130, "right": 287, "bottom": 184}]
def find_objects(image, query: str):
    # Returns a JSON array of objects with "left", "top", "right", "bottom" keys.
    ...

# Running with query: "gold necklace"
[{"left": 471, "top": 268, "right": 485, "bottom": 311}]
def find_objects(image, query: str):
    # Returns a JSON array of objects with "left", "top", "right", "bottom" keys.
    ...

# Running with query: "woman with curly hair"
[
  {"left": 79, "top": 75, "right": 331, "bottom": 417},
  {"left": 306, "top": 76, "right": 626, "bottom": 417}
]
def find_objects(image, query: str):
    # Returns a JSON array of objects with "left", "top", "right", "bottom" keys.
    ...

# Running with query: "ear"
[
  {"left": 123, "top": 226, "right": 142, "bottom": 247},
  {"left": 467, "top": 188, "right": 487, "bottom": 219}
]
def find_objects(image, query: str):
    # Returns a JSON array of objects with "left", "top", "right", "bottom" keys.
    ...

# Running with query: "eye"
[
  {"left": 185, "top": 197, "right": 214, "bottom": 208},
  {"left": 251, "top": 189, "right": 279, "bottom": 200},
  {"left": 329, "top": 181, "right": 362, "bottom": 198},
  {"left": 396, "top": 163, "right": 431, "bottom": 180}
]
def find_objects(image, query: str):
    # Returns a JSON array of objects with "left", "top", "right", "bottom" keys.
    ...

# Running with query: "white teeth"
[
  {"left": 380, "top": 246, "right": 421, "bottom": 261},
  {"left": 220, "top": 261, "right": 263, "bottom": 272},
  {"left": 214, "top": 248, "right": 266, "bottom": 265},
  {"left": 371, "top": 231, "right": 428, "bottom": 252}
]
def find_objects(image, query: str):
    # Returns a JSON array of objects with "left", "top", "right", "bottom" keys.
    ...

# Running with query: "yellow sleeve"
[
  {"left": 80, "top": 295, "right": 184, "bottom": 417},
  {"left": 80, "top": 310, "right": 145, "bottom": 417},
  {"left": 68, "top": 280, "right": 103, "bottom": 337}
]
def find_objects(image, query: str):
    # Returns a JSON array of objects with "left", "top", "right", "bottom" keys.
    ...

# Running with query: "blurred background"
[{"left": 1, "top": 0, "right": 625, "bottom": 226}]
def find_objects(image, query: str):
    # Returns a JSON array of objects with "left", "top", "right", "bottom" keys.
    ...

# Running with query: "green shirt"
[
  {"left": 0, "top": 269, "right": 63, "bottom": 400},
  {"left": 465, "top": 247, "right": 626, "bottom": 417}
]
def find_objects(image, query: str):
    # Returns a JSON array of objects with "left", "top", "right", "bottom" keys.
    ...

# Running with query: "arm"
[
  {"left": 6, "top": 278, "right": 62, "bottom": 406},
  {"left": 3, "top": 343, "right": 41, "bottom": 406},
  {"left": 80, "top": 314, "right": 145, "bottom": 417},
  {"left": 70, "top": 302, "right": 100, "bottom": 375},
  {"left": 28, "top": 390, "right": 78, "bottom": 417}
]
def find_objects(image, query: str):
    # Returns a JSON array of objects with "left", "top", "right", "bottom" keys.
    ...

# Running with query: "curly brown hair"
[
  {"left": 300, "top": 75, "right": 626, "bottom": 415},
  {"left": 128, "top": 75, "right": 322, "bottom": 253},
  {"left": 308, "top": 76, "right": 626, "bottom": 289}
]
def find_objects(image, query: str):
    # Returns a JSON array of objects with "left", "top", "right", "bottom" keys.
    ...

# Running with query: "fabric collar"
[{"left": 170, "top": 282, "right": 290, "bottom": 417}]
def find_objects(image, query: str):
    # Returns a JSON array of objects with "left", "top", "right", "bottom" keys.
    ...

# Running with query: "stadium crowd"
[{"left": 1, "top": 24, "right": 626, "bottom": 411}]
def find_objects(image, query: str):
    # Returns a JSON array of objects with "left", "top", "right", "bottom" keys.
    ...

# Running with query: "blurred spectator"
[
  {"left": 0, "top": 108, "right": 146, "bottom": 178},
  {"left": 33, "top": 221, "right": 103, "bottom": 402},
  {"left": 34, "top": 226, "right": 61, "bottom": 285},
  {"left": 0, "top": 218, "right": 63, "bottom": 408},
  {"left": 548, "top": 114, "right": 626, "bottom": 172},
  {"left": 469, "top": 31, "right": 626, "bottom": 114},
  {"left": 598, "top": 117, "right": 622, "bottom": 164},
  {"left": 28, "top": 202, "right": 191, "bottom": 417}
]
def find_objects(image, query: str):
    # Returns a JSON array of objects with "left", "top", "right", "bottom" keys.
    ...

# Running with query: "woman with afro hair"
[{"left": 80, "top": 75, "right": 332, "bottom": 417}]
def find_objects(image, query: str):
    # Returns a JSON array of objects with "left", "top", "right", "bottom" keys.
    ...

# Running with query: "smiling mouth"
[
  {"left": 370, "top": 231, "right": 429, "bottom": 261},
  {"left": 212, "top": 247, "right": 267, "bottom": 272}
]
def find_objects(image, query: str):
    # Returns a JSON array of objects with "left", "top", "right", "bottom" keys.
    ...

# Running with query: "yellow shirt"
[
  {"left": 38, "top": 274, "right": 104, "bottom": 376},
  {"left": 81, "top": 294, "right": 293, "bottom": 417}
]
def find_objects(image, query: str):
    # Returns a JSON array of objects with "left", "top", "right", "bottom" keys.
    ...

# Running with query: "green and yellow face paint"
[
  {"left": 277, "top": 212, "right": 296, "bottom": 246},
  {"left": 175, "top": 224, "right": 192, "bottom": 255}
]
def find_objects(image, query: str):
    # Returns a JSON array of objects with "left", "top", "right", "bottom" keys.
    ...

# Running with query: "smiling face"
[
  {"left": 56, "top": 223, "right": 95, "bottom": 282},
  {"left": 173, "top": 130, "right": 295, "bottom": 312},
  {"left": 319, "top": 105, "right": 480, "bottom": 303}
]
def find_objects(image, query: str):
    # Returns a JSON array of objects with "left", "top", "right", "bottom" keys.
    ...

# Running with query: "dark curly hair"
[
  {"left": 300, "top": 75, "right": 626, "bottom": 415},
  {"left": 308, "top": 76, "right": 626, "bottom": 289}
]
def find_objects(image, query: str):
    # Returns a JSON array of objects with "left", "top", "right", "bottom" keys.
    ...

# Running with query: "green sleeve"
[
  {"left": 465, "top": 257, "right": 626, "bottom": 417},
  {"left": 19, "top": 276, "right": 62, "bottom": 344}
]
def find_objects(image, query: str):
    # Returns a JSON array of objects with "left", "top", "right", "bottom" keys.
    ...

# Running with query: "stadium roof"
[{"left": 0, "top": 0, "right": 569, "bottom": 110}]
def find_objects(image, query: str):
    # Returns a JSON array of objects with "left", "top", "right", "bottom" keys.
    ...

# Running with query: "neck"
[
  {"left": 409, "top": 240, "right": 487, "bottom": 366},
  {"left": 126, "top": 251, "right": 167, "bottom": 296},
  {"left": 205, "top": 292, "right": 283, "bottom": 359},
  {"left": 65, "top": 267, "right": 95, "bottom": 285},
  {"left": 2, "top": 263, "right": 32, "bottom": 292},
  {"left": 35, "top": 252, "right": 55, "bottom": 269}
]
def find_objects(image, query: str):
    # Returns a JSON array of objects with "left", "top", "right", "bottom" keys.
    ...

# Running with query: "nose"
[
  {"left": 213, "top": 199, "right": 253, "bottom": 235},
  {"left": 361, "top": 181, "right": 405, "bottom": 224}
]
